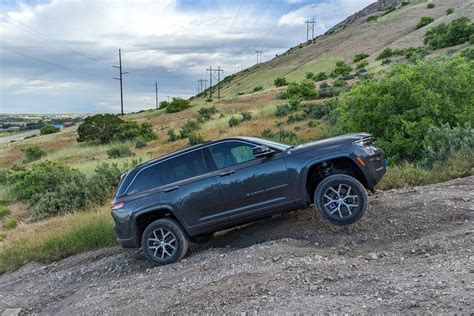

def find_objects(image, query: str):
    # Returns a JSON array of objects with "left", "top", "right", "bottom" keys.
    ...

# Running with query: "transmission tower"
[
  {"left": 305, "top": 19, "right": 317, "bottom": 43},
  {"left": 255, "top": 50, "right": 263, "bottom": 64}
]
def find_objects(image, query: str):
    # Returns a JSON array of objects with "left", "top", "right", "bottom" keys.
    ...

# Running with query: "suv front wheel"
[
  {"left": 314, "top": 174, "right": 368, "bottom": 225},
  {"left": 141, "top": 218, "right": 189, "bottom": 265}
]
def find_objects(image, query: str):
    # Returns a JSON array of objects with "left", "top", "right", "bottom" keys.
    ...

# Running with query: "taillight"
[{"left": 111, "top": 201, "right": 125, "bottom": 210}]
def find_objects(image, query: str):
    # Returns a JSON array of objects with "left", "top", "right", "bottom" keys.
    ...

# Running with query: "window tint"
[
  {"left": 209, "top": 141, "right": 256, "bottom": 169},
  {"left": 162, "top": 150, "right": 207, "bottom": 185},
  {"left": 127, "top": 164, "right": 162, "bottom": 195}
]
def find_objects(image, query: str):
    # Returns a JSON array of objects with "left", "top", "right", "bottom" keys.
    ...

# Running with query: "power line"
[
  {"left": 238, "top": 0, "right": 273, "bottom": 46},
  {"left": 220, "top": 0, "right": 246, "bottom": 48},
  {"left": 0, "top": 47, "right": 109, "bottom": 79},
  {"left": 0, "top": 13, "right": 110, "bottom": 68},
  {"left": 253, "top": 2, "right": 298, "bottom": 48}
]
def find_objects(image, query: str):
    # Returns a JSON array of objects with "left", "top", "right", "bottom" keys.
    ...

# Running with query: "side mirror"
[{"left": 253, "top": 145, "right": 274, "bottom": 158}]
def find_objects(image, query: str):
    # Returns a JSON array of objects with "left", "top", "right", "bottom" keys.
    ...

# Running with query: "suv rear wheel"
[
  {"left": 314, "top": 174, "right": 368, "bottom": 225},
  {"left": 141, "top": 218, "right": 189, "bottom": 265}
]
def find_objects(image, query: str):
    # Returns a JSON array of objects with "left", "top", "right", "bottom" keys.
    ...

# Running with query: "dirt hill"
[{"left": 1, "top": 176, "right": 472, "bottom": 313}]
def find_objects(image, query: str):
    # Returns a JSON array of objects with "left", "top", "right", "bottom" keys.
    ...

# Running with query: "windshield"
[{"left": 244, "top": 137, "right": 291, "bottom": 151}]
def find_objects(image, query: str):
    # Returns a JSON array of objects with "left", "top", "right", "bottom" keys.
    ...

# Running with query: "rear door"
[
  {"left": 158, "top": 149, "right": 224, "bottom": 229},
  {"left": 206, "top": 140, "right": 294, "bottom": 220}
]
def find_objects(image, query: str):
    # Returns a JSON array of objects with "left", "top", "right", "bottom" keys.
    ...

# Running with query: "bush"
[
  {"left": 4, "top": 218, "right": 17, "bottom": 230},
  {"left": 287, "top": 113, "right": 307, "bottom": 124},
  {"left": 427, "top": 3, "right": 435, "bottom": 9},
  {"left": 446, "top": 8, "right": 454, "bottom": 15},
  {"left": 188, "top": 132, "right": 204, "bottom": 146},
  {"left": 166, "top": 98, "right": 191, "bottom": 113},
  {"left": 261, "top": 129, "right": 299, "bottom": 145},
  {"left": 253, "top": 86, "right": 263, "bottom": 92},
  {"left": 460, "top": 48, "right": 474, "bottom": 60},
  {"left": 275, "top": 104, "right": 291, "bottom": 117},
  {"left": 77, "top": 114, "right": 155, "bottom": 143},
  {"left": 417, "top": 16, "right": 434, "bottom": 29},
  {"left": 40, "top": 125, "right": 59, "bottom": 135},
  {"left": 0, "top": 206, "right": 10, "bottom": 218},
  {"left": 330, "top": 61, "right": 352, "bottom": 78},
  {"left": 240, "top": 111, "right": 252, "bottom": 122},
  {"left": 382, "top": 6, "right": 397, "bottom": 16},
  {"left": 305, "top": 72, "right": 314, "bottom": 79},
  {"left": 85, "top": 163, "right": 123, "bottom": 205},
  {"left": 404, "top": 47, "right": 428, "bottom": 61},
  {"left": 339, "top": 56, "right": 474, "bottom": 162},
  {"left": 314, "top": 72, "right": 328, "bottom": 81},
  {"left": 22, "top": 146, "right": 46, "bottom": 163},
  {"left": 382, "top": 58, "right": 392, "bottom": 65},
  {"left": 353, "top": 53, "right": 369, "bottom": 63},
  {"left": 206, "top": 97, "right": 213, "bottom": 102},
  {"left": 159, "top": 100, "right": 170, "bottom": 108},
  {"left": 356, "top": 60, "right": 369, "bottom": 69},
  {"left": 107, "top": 145, "right": 134, "bottom": 158},
  {"left": 333, "top": 78, "right": 347, "bottom": 88},
  {"left": 274, "top": 77, "right": 288, "bottom": 87},
  {"left": 424, "top": 17, "right": 474, "bottom": 49},
  {"left": 197, "top": 106, "right": 217, "bottom": 122},
  {"left": 319, "top": 86, "right": 344, "bottom": 98},
  {"left": 281, "top": 80, "right": 318, "bottom": 100},
  {"left": 305, "top": 100, "right": 337, "bottom": 120},
  {"left": 229, "top": 116, "right": 240, "bottom": 127},
  {"left": 167, "top": 129, "right": 177, "bottom": 142},
  {"left": 135, "top": 137, "right": 147, "bottom": 149},
  {"left": 401, "top": 1, "right": 409, "bottom": 6},
  {"left": 422, "top": 123, "right": 474, "bottom": 166},
  {"left": 367, "top": 15, "right": 379, "bottom": 22},
  {"left": 179, "top": 120, "right": 200, "bottom": 138}
]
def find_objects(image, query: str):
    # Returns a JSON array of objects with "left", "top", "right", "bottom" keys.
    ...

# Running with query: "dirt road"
[{"left": 1, "top": 176, "right": 473, "bottom": 314}]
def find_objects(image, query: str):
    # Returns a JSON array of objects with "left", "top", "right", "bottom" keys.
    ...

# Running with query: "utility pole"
[
  {"left": 305, "top": 19, "right": 317, "bottom": 43},
  {"left": 206, "top": 66, "right": 213, "bottom": 98},
  {"left": 113, "top": 49, "right": 128, "bottom": 116},
  {"left": 155, "top": 82, "right": 159, "bottom": 109},
  {"left": 217, "top": 66, "right": 224, "bottom": 100},
  {"left": 255, "top": 50, "right": 263, "bottom": 64},
  {"left": 167, "top": 95, "right": 170, "bottom": 102}
]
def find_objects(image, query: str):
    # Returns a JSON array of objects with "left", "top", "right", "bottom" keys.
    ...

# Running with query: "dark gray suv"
[{"left": 111, "top": 133, "right": 386, "bottom": 265}]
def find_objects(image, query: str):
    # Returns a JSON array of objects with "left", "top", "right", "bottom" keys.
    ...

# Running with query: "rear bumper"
[{"left": 112, "top": 210, "right": 138, "bottom": 248}]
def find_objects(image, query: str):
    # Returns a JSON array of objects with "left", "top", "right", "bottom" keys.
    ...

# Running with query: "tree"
[
  {"left": 40, "top": 124, "right": 59, "bottom": 135},
  {"left": 274, "top": 77, "right": 288, "bottom": 87},
  {"left": 424, "top": 17, "right": 474, "bottom": 49},
  {"left": 165, "top": 98, "right": 191, "bottom": 113}
]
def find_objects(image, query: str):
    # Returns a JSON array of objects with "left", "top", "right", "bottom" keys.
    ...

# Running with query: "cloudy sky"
[{"left": 0, "top": 0, "right": 373, "bottom": 114}]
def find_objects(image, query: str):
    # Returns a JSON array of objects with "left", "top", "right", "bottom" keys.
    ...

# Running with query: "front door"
[{"left": 206, "top": 140, "right": 294, "bottom": 220}]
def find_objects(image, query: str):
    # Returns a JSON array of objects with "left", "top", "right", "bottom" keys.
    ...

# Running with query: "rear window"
[
  {"left": 127, "top": 164, "right": 162, "bottom": 195},
  {"left": 162, "top": 150, "right": 206, "bottom": 185}
]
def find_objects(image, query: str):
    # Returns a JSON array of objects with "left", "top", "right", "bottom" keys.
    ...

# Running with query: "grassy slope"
[{"left": 0, "top": 0, "right": 473, "bottom": 272}]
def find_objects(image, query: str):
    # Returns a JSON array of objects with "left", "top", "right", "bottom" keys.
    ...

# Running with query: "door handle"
[
  {"left": 164, "top": 185, "right": 179, "bottom": 193},
  {"left": 219, "top": 170, "right": 236, "bottom": 177}
]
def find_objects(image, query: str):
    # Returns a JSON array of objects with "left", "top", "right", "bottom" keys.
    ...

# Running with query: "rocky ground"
[{"left": 0, "top": 176, "right": 473, "bottom": 314}]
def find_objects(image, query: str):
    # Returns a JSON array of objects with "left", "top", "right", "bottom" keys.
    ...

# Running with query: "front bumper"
[{"left": 362, "top": 151, "right": 386, "bottom": 189}]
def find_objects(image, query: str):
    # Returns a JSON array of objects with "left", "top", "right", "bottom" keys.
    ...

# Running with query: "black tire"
[
  {"left": 314, "top": 174, "right": 368, "bottom": 225},
  {"left": 141, "top": 218, "right": 189, "bottom": 265}
]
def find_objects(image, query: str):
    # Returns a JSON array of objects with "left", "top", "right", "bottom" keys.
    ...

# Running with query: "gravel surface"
[{"left": 1, "top": 176, "right": 473, "bottom": 314}]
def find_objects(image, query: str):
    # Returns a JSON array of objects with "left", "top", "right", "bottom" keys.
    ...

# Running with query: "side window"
[
  {"left": 162, "top": 150, "right": 207, "bottom": 185},
  {"left": 209, "top": 141, "right": 256, "bottom": 169},
  {"left": 127, "top": 164, "right": 162, "bottom": 195}
]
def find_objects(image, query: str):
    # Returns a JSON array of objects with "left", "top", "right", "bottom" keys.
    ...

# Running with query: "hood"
[{"left": 289, "top": 133, "right": 371, "bottom": 153}]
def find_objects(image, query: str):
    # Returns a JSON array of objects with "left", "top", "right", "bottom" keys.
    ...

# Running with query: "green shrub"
[
  {"left": 197, "top": 106, "right": 217, "bottom": 122},
  {"left": 85, "top": 163, "right": 123, "bottom": 206},
  {"left": 40, "top": 125, "right": 59, "bottom": 135},
  {"left": 446, "top": 8, "right": 454, "bottom": 15},
  {"left": 422, "top": 123, "right": 474, "bottom": 166},
  {"left": 319, "top": 86, "right": 344, "bottom": 98},
  {"left": 287, "top": 113, "right": 307, "bottom": 124},
  {"left": 417, "top": 16, "right": 434, "bottom": 29},
  {"left": 401, "top": 1, "right": 409, "bottom": 6},
  {"left": 305, "top": 72, "right": 314, "bottom": 79},
  {"left": 460, "top": 48, "right": 474, "bottom": 60},
  {"left": 188, "top": 132, "right": 204, "bottom": 146},
  {"left": 356, "top": 60, "right": 369, "bottom": 69},
  {"left": 404, "top": 47, "right": 428, "bottom": 61},
  {"left": 179, "top": 120, "right": 200, "bottom": 138},
  {"left": 314, "top": 72, "right": 328, "bottom": 81},
  {"left": 135, "top": 137, "right": 147, "bottom": 149},
  {"left": 240, "top": 111, "right": 252, "bottom": 122},
  {"left": 275, "top": 104, "right": 291, "bottom": 117},
  {"left": 0, "top": 206, "right": 10, "bottom": 218},
  {"left": 305, "top": 100, "right": 338, "bottom": 121},
  {"left": 307, "top": 120, "right": 319, "bottom": 128},
  {"left": 367, "top": 15, "right": 379, "bottom": 22},
  {"left": 382, "top": 58, "right": 392, "bottom": 65},
  {"left": 382, "top": 6, "right": 397, "bottom": 16},
  {"left": 253, "top": 86, "right": 263, "bottom": 92},
  {"left": 424, "top": 17, "right": 474, "bottom": 49},
  {"left": 427, "top": 3, "right": 435, "bottom": 9},
  {"left": 319, "top": 82, "right": 330, "bottom": 89},
  {"left": 333, "top": 78, "right": 347, "bottom": 88},
  {"left": 355, "top": 68, "right": 367, "bottom": 76},
  {"left": 281, "top": 80, "right": 318, "bottom": 100},
  {"left": 22, "top": 146, "right": 46, "bottom": 163},
  {"left": 229, "top": 116, "right": 240, "bottom": 127},
  {"left": 77, "top": 114, "right": 155, "bottom": 144},
  {"left": 330, "top": 61, "right": 352, "bottom": 78},
  {"left": 353, "top": 53, "right": 369, "bottom": 63},
  {"left": 206, "top": 97, "right": 213, "bottom": 102},
  {"left": 107, "top": 145, "right": 134, "bottom": 159},
  {"left": 339, "top": 56, "right": 474, "bottom": 162},
  {"left": 261, "top": 129, "right": 299, "bottom": 145},
  {"left": 167, "top": 129, "right": 177, "bottom": 142},
  {"left": 274, "top": 77, "right": 288, "bottom": 87},
  {"left": 166, "top": 98, "right": 191, "bottom": 113},
  {"left": 4, "top": 218, "right": 17, "bottom": 230},
  {"left": 159, "top": 100, "right": 170, "bottom": 108}
]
